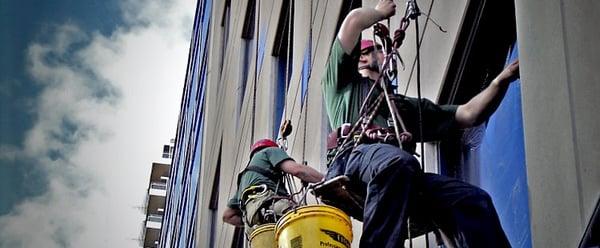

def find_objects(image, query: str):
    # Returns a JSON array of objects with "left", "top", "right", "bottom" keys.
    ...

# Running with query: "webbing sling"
[{"left": 237, "top": 164, "right": 287, "bottom": 226}]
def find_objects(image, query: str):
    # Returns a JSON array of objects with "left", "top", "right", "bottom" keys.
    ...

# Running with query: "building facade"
[
  {"left": 161, "top": 0, "right": 600, "bottom": 247},
  {"left": 159, "top": 1, "right": 211, "bottom": 247}
]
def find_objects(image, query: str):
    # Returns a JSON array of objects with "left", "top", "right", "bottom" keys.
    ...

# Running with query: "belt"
[
  {"left": 327, "top": 123, "right": 416, "bottom": 156},
  {"left": 327, "top": 123, "right": 400, "bottom": 150}
]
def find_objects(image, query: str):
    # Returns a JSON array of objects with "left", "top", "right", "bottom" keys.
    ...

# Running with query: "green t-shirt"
[
  {"left": 321, "top": 38, "right": 458, "bottom": 142},
  {"left": 227, "top": 147, "right": 293, "bottom": 209}
]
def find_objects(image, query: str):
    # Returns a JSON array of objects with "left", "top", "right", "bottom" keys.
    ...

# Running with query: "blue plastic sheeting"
[{"left": 477, "top": 44, "right": 532, "bottom": 248}]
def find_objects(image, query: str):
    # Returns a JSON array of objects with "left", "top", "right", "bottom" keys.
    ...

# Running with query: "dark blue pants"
[{"left": 339, "top": 143, "right": 510, "bottom": 248}]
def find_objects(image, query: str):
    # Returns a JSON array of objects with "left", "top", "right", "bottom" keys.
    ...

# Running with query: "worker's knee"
[
  {"left": 367, "top": 143, "right": 419, "bottom": 165},
  {"left": 463, "top": 187, "right": 494, "bottom": 210},
  {"left": 346, "top": 143, "right": 422, "bottom": 184},
  {"left": 367, "top": 155, "right": 422, "bottom": 187},
  {"left": 393, "top": 149, "right": 420, "bottom": 168},
  {"left": 378, "top": 148, "right": 420, "bottom": 174}
]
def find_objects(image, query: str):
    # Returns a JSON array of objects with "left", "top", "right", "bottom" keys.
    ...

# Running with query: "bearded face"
[{"left": 358, "top": 48, "right": 384, "bottom": 76}]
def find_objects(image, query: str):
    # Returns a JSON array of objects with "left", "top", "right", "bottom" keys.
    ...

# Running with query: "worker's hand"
[
  {"left": 301, "top": 180, "right": 309, "bottom": 188},
  {"left": 375, "top": 0, "right": 396, "bottom": 20},
  {"left": 494, "top": 60, "right": 520, "bottom": 86}
]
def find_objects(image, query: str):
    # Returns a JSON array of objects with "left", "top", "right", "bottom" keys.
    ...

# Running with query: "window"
[
  {"left": 162, "top": 145, "right": 170, "bottom": 158},
  {"left": 272, "top": 0, "right": 293, "bottom": 57},
  {"left": 219, "top": 0, "right": 231, "bottom": 78},
  {"left": 208, "top": 146, "right": 221, "bottom": 248},
  {"left": 147, "top": 214, "right": 163, "bottom": 223},
  {"left": 238, "top": 0, "right": 257, "bottom": 119},
  {"left": 241, "top": 0, "right": 256, "bottom": 40},
  {"left": 150, "top": 182, "right": 167, "bottom": 190},
  {"left": 162, "top": 144, "right": 174, "bottom": 159},
  {"left": 438, "top": 0, "right": 517, "bottom": 181},
  {"left": 272, "top": 0, "right": 294, "bottom": 138},
  {"left": 437, "top": 1, "right": 530, "bottom": 246}
]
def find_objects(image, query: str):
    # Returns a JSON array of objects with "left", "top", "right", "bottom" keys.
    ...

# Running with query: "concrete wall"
[{"left": 515, "top": 0, "right": 600, "bottom": 246}]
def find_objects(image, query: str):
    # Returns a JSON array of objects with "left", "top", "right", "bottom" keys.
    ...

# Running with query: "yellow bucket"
[
  {"left": 275, "top": 205, "right": 352, "bottom": 248},
  {"left": 249, "top": 223, "right": 276, "bottom": 248}
]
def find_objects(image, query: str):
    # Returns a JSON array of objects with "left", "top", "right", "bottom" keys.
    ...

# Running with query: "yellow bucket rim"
[
  {"left": 275, "top": 204, "right": 352, "bottom": 237},
  {"left": 249, "top": 223, "right": 275, "bottom": 240}
]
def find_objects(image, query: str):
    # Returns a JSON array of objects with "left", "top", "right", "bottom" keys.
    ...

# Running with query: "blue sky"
[
  {"left": 1, "top": 0, "right": 123, "bottom": 216},
  {"left": 0, "top": 0, "right": 194, "bottom": 247}
]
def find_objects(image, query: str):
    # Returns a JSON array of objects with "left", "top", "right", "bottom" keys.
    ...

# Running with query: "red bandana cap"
[{"left": 360, "top": 40, "right": 381, "bottom": 51}]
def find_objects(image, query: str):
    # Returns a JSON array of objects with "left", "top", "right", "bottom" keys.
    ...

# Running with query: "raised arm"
[
  {"left": 455, "top": 60, "right": 520, "bottom": 128},
  {"left": 279, "top": 160, "right": 324, "bottom": 183},
  {"left": 337, "top": 0, "right": 396, "bottom": 53}
]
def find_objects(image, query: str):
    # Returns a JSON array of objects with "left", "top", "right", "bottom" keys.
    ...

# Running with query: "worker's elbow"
[
  {"left": 288, "top": 166, "right": 303, "bottom": 178},
  {"left": 223, "top": 214, "right": 241, "bottom": 226},
  {"left": 222, "top": 208, "right": 240, "bottom": 225},
  {"left": 456, "top": 107, "right": 477, "bottom": 128},
  {"left": 345, "top": 9, "right": 361, "bottom": 25},
  {"left": 222, "top": 212, "right": 232, "bottom": 223},
  {"left": 341, "top": 9, "right": 364, "bottom": 33},
  {"left": 280, "top": 161, "right": 301, "bottom": 176},
  {"left": 222, "top": 215, "right": 231, "bottom": 225},
  {"left": 470, "top": 117, "right": 486, "bottom": 127},
  {"left": 461, "top": 116, "right": 477, "bottom": 128},
  {"left": 222, "top": 214, "right": 229, "bottom": 224},
  {"left": 290, "top": 166, "right": 313, "bottom": 181}
]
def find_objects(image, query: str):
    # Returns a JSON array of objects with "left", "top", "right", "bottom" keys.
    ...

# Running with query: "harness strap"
[{"left": 236, "top": 165, "right": 282, "bottom": 187}]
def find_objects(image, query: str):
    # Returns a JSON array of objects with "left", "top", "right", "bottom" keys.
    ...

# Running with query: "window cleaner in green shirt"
[
  {"left": 320, "top": 1, "right": 519, "bottom": 247},
  {"left": 222, "top": 139, "right": 323, "bottom": 235}
]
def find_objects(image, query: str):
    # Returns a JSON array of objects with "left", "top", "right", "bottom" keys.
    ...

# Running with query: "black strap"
[
  {"left": 245, "top": 165, "right": 281, "bottom": 182},
  {"left": 236, "top": 164, "right": 282, "bottom": 187}
]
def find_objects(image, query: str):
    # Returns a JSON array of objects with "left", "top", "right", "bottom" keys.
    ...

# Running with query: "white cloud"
[
  {"left": 0, "top": 0, "right": 195, "bottom": 247},
  {"left": 0, "top": 145, "right": 22, "bottom": 161}
]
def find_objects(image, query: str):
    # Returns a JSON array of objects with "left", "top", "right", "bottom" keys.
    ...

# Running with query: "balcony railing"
[
  {"left": 146, "top": 214, "right": 163, "bottom": 229},
  {"left": 149, "top": 182, "right": 167, "bottom": 197},
  {"left": 151, "top": 182, "right": 167, "bottom": 190}
]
